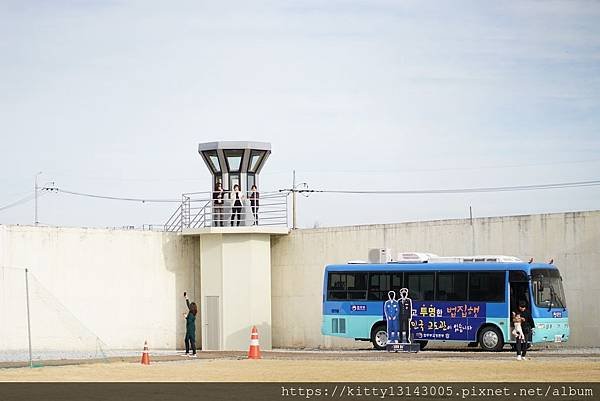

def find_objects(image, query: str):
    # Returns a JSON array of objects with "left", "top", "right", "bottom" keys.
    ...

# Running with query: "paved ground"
[{"left": 1, "top": 348, "right": 600, "bottom": 382}]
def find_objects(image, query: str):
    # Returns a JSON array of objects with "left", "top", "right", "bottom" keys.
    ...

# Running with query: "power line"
[
  {"left": 282, "top": 179, "right": 600, "bottom": 195},
  {"left": 0, "top": 192, "right": 37, "bottom": 212},
  {"left": 5, "top": 179, "right": 597, "bottom": 212},
  {"left": 0, "top": 190, "right": 53, "bottom": 213},
  {"left": 52, "top": 188, "right": 181, "bottom": 203}
]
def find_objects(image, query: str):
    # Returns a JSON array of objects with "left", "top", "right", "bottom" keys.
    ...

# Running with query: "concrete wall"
[
  {"left": 271, "top": 211, "right": 600, "bottom": 348},
  {"left": 0, "top": 225, "right": 200, "bottom": 352},
  {"left": 2, "top": 210, "right": 598, "bottom": 354}
]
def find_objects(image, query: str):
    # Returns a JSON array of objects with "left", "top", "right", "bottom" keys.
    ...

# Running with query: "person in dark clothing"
[
  {"left": 514, "top": 300, "right": 535, "bottom": 360},
  {"left": 212, "top": 182, "right": 225, "bottom": 227},
  {"left": 249, "top": 185, "right": 259, "bottom": 225},
  {"left": 183, "top": 292, "right": 198, "bottom": 357},
  {"left": 230, "top": 184, "right": 244, "bottom": 226}
]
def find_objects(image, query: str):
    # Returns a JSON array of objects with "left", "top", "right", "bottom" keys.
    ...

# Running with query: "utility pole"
[
  {"left": 25, "top": 268, "right": 33, "bottom": 368},
  {"left": 292, "top": 170, "right": 297, "bottom": 229}
]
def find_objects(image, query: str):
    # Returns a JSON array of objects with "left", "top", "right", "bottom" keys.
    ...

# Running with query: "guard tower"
[
  {"left": 180, "top": 141, "right": 288, "bottom": 353},
  {"left": 198, "top": 141, "right": 271, "bottom": 194}
]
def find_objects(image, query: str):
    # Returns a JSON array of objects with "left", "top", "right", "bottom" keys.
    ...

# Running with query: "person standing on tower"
[
  {"left": 230, "top": 184, "right": 245, "bottom": 226},
  {"left": 249, "top": 185, "right": 259, "bottom": 225},
  {"left": 212, "top": 182, "right": 225, "bottom": 227}
]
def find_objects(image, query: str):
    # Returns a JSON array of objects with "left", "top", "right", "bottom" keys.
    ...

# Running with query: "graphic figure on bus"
[
  {"left": 384, "top": 290, "right": 400, "bottom": 344},
  {"left": 399, "top": 288, "right": 413, "bottom": 344}
]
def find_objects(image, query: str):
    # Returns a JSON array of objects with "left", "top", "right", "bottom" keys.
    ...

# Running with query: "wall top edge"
[
  {"left": 294, "top": 209, "right": 600, "bottom": 234},
  {"left": 2, "top": 209, "right": 597, "bottom": 235},
  {"left": 182, "top": 226, "right": 290, "bottom": 236},
  {"left": 0, "top": 224, "right": 178, "bottom": 235}
]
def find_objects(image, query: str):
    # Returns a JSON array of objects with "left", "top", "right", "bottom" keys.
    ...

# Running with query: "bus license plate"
[{"left": 554, "top": 335, "right": 562, "bottom": 343}]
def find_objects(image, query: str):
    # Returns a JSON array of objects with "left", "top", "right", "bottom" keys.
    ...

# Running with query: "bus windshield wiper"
[{"left": 549, "top": 286, "right": 565, "bottom": 311}]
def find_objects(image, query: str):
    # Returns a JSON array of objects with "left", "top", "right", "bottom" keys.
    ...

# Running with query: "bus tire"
[
  {"left": 371, "top": 324, "right": 388, "bottom": 350},
  {"left": 479, "top": 326, "right": 504, "bottom": 352}
]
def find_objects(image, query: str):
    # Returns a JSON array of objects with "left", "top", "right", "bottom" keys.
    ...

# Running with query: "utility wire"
[
  {"left": 0, "top": 192, "right": 37, "bottom": 212},
  {"left": 0, "top": 190, "right": 53, "bottom": 213},
  {"left": 281, "top": 179, "right": 600, "bottom": 195},
  {"left": 5, "top": 179, "right": 597, "bottom": 211},
  {"left": 52, "top": 188, "right": 181, "bottom": 203}
]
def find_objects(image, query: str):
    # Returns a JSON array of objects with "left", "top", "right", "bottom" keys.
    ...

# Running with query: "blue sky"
[{"left": 1, "top": 0, "right": 599, "bottom": 228}]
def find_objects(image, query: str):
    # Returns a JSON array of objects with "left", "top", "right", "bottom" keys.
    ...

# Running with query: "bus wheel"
[
  {"left": 479, "top": 326, "right": 504, "bottom": 352},
  {"left": 371, "top": 325, "right": 388, "bottom": 350},
  {"left": 415, "top": 340, "right": 428, "bottom": 350}
]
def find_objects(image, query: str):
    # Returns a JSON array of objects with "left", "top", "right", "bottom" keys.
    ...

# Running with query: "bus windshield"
[{"left": 531, "top": 268, "right": 566, "bottom": 309}]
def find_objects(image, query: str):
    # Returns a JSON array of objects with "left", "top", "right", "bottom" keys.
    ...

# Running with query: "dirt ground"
[{"left": 1, "top": 351, "right": 600, "bottom": 382}]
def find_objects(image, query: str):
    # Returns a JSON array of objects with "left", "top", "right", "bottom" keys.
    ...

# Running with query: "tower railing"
[{"left": 163, "top": 190, "right": 289, "bottom": 232}]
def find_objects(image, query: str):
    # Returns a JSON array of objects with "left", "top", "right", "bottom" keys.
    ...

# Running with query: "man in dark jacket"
[{"left": 515, "top": 300, "right": 535, "bottom": 359}]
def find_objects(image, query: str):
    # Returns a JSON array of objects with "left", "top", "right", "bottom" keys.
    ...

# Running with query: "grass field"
[{"left": 1, "top": 352, "right": 599, "bottom": 382}]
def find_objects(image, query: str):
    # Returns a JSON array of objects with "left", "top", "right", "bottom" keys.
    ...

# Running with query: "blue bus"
[{"left": 321, "top": 254, "right": 569, "bottom": 351}]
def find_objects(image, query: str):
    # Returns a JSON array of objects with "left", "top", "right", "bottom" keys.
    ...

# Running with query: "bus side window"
[
  {"left": 390, "top": 272, "right": 404, "bottom": 299},
  {"left": 328, "top": 272, "right": 348, "bottom": 300},
  {"left": 406, "top": 272, "right": 434, "bottom": 301},
  {"left": 368, "top": 273, "right": 390, "bottom": 300},
  {"left": 346, "top": 272, "right": 368, "bottom": 300},
  {"left": 469, "top": 271, "right": 505, "bottom": 302},
  {"left": 437, "top": 272, "right": 468, "bottom": 301}
]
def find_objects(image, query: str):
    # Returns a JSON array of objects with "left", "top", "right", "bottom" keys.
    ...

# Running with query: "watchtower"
[
  {"left": 198, "top": 141, "right": 271, "bottom": 193},
  {"left": 176, "top": 141, "right": 288, "bottom": 353}
]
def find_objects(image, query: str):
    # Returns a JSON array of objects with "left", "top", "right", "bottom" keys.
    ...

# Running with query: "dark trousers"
[
  {"left": 185, "top": 333, "right": 196, "bottom": 355},
  {"left": 400, "top": 316, "right": 410, "bottom": 342},
  {"left": 251, "top": 206, "right": 258, "bottom": 225},
  {"left": 231, "top": 206, "right": 242, "bottom": 226},
  {"left": 213, "top": 205, "right": 224, "bottom": 226},
  {"left": 515, "top": 336, "right": 529, "bottom": 356}
]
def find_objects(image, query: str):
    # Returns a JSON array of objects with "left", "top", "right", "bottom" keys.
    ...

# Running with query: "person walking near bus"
[
  {"left": 212, "top": 182, "right": 225, "bottom": 227},
  {"left": 230, "top": 184, "right": 244, "bottom": 226},
  {"left": 514, "top": 300, "right": 535, "bottom": 360},
  {"left": 249, "top": 184, "right": 259, "bottom": 225},
  {"left": 183, "top": 291, "right": 198, "bottom": 357}
]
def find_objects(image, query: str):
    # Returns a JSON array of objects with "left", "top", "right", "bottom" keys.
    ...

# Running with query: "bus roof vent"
[
  {"left": 394, "top": 252, "right": 439, "bottom": 263},
  {"left": 428, "top": 255, "right": 522, "bottom": 263}
]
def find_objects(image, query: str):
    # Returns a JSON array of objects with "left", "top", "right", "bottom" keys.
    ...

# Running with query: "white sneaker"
[
  {"left": 522, "top": 356, "right": 527, "bottom": 360},
  {"left": 517, "top": 355, "right": 522, "bottom": 360},
  {"left": 189, "top": 354, "right": 197, "bottom": 358}
]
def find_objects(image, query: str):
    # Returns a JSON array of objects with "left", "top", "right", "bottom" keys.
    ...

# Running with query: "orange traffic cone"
[
  {"left": 141, "top": 340, "right": 150, "bottom": 365},
  {"left": 248, "top": 326, "right": 261, "bottom": 359}
]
